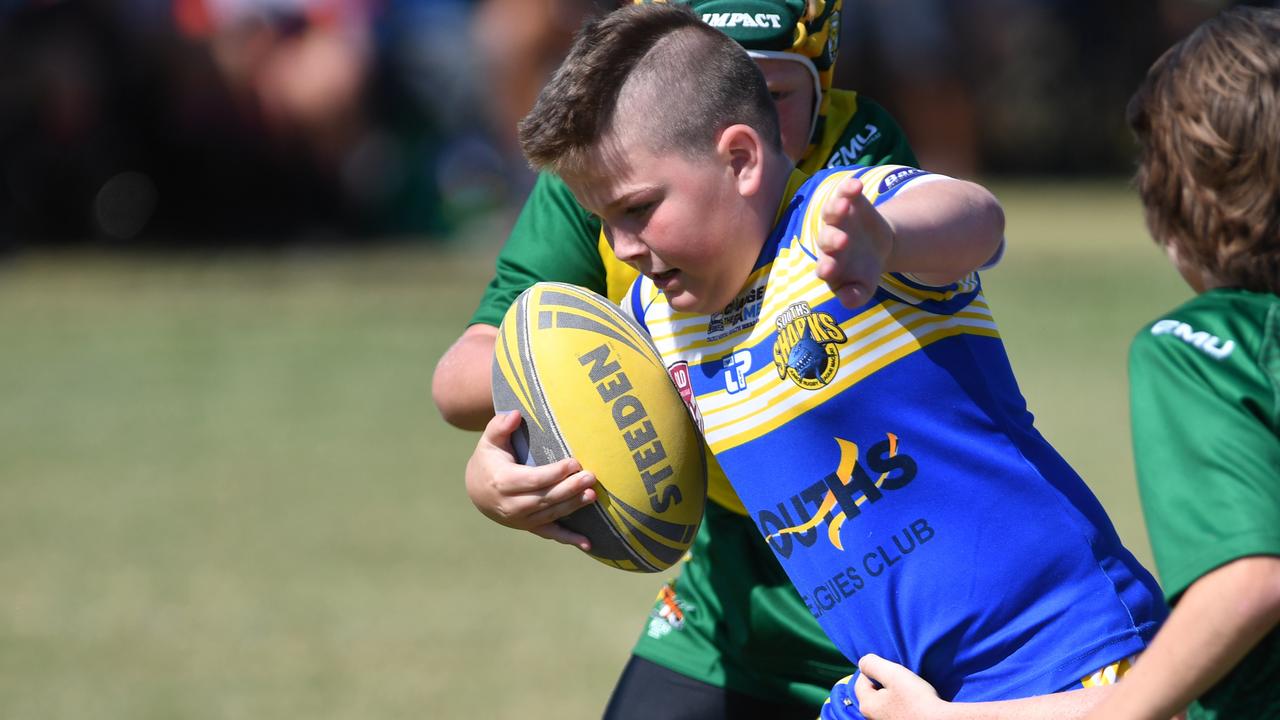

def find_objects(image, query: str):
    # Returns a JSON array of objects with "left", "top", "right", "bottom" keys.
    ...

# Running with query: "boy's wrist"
[{"left": 882, "top": 217, "right": 898, "bottom": 268}]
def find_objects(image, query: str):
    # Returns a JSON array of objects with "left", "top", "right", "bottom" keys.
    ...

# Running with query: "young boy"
[
  {"left": 516, "top": 4, "right": 1166, "bottom": 717},
  {"left": 445, "top": 1, "right": 921, "bottom": 716},
  {"left": 1080, "top": 7, "right": 1280, "bottom": 719}
]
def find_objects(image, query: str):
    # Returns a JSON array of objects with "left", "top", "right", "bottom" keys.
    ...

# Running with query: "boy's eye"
[
  {"left": 770, "top": 90, "right": 791, "bottom": 102},
  {"left": 626, "top": 201, "right": 656, "bottom": 218}
]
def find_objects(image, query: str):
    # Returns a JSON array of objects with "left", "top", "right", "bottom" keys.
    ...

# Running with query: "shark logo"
[
  {"left": 773, "top": 302, "right": 847, "bottom": 390},
  {"left": 757, "top": 434, "right": 917, "bottom": 559}
]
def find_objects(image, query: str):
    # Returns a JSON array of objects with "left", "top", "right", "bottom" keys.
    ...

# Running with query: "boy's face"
[
  {"left": 565, "top": 132, "right": 768, "bottom": 315},
  {"left": 756, "top": 57, "right": 817, "bottom": 163}
]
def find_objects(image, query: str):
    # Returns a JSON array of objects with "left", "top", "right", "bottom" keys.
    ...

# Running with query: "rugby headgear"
[{"left": 634, "top": 0, "right": 842, "bottom": 150}]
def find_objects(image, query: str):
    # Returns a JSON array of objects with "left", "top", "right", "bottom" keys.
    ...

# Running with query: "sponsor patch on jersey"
[
  {"left": 773, "top": 301, "right": 847, "bottom": 389},
  {"left": 667, "top": 361, "right": 705, "bottom": 433},
  {"left": 824, "top": 124, "right": 883, "bottom": 169},
  {"left": 879, "top": 167, "right": 927, "bottom": 195},
  {"left": 757, "top": 434, "right": 918, "bottom": 558},
  {"left": 701, "top": 12, "right": 783, "bottom": 29},
  {"left": 646, "top": 582, "right": 694, "bottom": 639},
  {"left": 721, "top": 349, "right": 753, "bottom": 394},
  {"left": 707, "top": 285, "right": 765, "bottom": 341},
  {"left": 1150, "top": 318, "right": 1235, "bottom": 359}
]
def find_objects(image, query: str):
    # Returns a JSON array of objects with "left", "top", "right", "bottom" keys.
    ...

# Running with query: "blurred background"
[{"left": 0, "top": 0, "right": 1270, "bottom": 718}]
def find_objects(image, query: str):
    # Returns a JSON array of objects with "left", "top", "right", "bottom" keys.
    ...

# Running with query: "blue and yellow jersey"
[{"left": 622, "top": 166, "right": 1167, "bottom": 710}]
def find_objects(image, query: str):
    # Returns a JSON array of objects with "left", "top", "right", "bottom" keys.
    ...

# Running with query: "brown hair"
[
  {"left": 518, "top": 3, "right": 781, "bottom": 176},
  {"left": 1127, "top": 6, "right": 1280, "bottom": 294}
]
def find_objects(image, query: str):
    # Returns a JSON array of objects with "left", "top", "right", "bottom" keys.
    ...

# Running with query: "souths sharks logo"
[
  {"left": 758, "top": 434, "right": 917, "bottom": 559},
  {"left": 773, "top": 302, "right": 847, "bottom": 389}
]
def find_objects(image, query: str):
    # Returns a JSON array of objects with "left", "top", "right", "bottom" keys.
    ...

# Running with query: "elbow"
[
  {"left": 432, "top": 366, "right": 486, "bottom": 427},
  {"left": 431, "top": 374, "right": 467, "bottom": 428},
  {"left": 973, "top": 186, "right": 1006, "bottom": 260},
  {"left": 432, "top": 324, "right": 500, "bottom": 430},
  {"left": 431, "top": 356, "right": 492, "bottom": 431},
  {"left": 1257, "top": 556, "right": 1280, "bottom": 621}
]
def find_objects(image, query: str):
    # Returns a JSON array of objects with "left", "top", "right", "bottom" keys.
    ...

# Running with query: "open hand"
[{"left": 815, "top": 176, "right": 895, "bottom": 308}]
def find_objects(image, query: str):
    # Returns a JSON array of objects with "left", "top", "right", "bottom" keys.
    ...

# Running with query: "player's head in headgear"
[
  {"left": 518, "top": 2, "right": 790, "bottom": 314},
  {"left": 1127, "top": 5, "right": 1280, "bottom": 295},
  {"left": 635, "top": 0, "right": 842, "bottom": 162}
]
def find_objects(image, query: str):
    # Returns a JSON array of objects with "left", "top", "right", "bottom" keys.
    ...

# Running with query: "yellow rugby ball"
[{"left": 492, "top": 282, "right": 706, "bottom": 573}]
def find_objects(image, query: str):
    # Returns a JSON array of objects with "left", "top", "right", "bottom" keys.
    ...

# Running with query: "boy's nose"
[{"left": 609, "top": 229, "right": 648, "bottom": 264}]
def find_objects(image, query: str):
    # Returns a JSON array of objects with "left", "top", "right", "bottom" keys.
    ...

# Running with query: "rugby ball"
[{"left": 492, "top": 282, "right": 706, "bottom": 572}]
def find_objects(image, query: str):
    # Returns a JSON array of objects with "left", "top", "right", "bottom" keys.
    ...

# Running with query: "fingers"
[
  {"left": 510, "top": 469, "right": 598, "bottom": 526},
  {"left": 859, "top": 653, "right": 927, "bottom": 689},
  {"left": 482, "top": 463, "right": 597, "bottom": 524},
  {"left": 853, "top": 669, "right": 878, "bottom": 704},
  {"left": 499, "top": 457, "right": 584, "bottom": 494},
  {"left": 858, "top": 653, "right": 892, "bottom": 685},
  {"left": 467, "top": 413, "right": 601, "bottom": 530},
  {"left": 530, "top": 521, "right": 593, "bottom": 551},
  {"left": 815, "top": 175, "right": 888, "bottom": 308},
  {"left": 481, "top": 410, "right": 523, "bottom": 450},
  {"left": 820, "top": 176, "right": 865, "bottom": 230}
]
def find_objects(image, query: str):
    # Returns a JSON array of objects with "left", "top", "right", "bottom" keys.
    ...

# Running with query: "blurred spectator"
[
  {"left": 840, "top": 0, "right": 978, "bottom": 176},
  {"left": 0, "top": 0, "right": 521, "bottom": 247},
  {"left": 470, "top": 0, "right": 604, "bottom": 194},
  {"left": 0, "top": 0, "right": 1269, "bottom": 250},
  {"left": 834, "top": 0, "right": 1249, "bottom": 176}
]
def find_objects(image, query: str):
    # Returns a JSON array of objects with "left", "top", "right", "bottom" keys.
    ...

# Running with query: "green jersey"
[{"left": 1129, "top": 289, "right": 1280, "bottom": 720}]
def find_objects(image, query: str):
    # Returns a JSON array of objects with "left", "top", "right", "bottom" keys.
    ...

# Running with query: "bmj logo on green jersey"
[{"left": 773, "top": 301, "right": 847, "bottom": 390}]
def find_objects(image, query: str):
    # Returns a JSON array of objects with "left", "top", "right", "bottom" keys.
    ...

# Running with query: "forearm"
[
  {"left": 1083, "top": 555, "right": 1280, "bottom": 720},
  {"left": 931, "top": 686, "right": 1113, "bottom": 720},
  {"left": 431, "top": 324, "right": 499, "bottom": 430},
  {"left": 880, "top": 178, "right": 1005, "bottom": 285},
  {"left": 856, "top": 653, "right": 1113, "bottom": 720}
]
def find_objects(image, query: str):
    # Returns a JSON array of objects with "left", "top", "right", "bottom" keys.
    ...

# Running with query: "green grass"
[{"left": 0, "top": 182, "right": 1191, "bottom": 719}]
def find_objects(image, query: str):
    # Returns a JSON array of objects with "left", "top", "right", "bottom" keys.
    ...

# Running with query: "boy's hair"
[
  {"left": 518, "top": 3, "right": 782, "bottom": 176},
  {"left": 636, "top": 0, "right": 844, "bottom": 150},
  {"left": 1127, "top": 6, "right": 1280, "bottom": 294}
]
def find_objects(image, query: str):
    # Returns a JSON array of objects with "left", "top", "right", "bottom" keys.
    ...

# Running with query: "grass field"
[{"left": 0, "top": 181, "right": 1191, "bottom": 719}]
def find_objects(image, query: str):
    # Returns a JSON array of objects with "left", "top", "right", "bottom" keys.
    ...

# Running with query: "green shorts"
[{"left": 630, "top": 501, "right": 855, "bottom": 707}]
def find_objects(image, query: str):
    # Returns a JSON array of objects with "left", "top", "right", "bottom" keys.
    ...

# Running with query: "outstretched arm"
[
  {"left": 816, "top": 175, "right": 1004, "bottom": 308},
  {"left": 1082, "top": 555, "right": 1280, "bottom": 720},
  {"left": 855, "top": 654, "right": 1115, "bottom": 720}
]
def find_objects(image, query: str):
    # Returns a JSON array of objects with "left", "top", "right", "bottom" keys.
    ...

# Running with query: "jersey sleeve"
[
  {"left": 796, "top": 166, "right": 983, "bottom": 310},
  {"left": 1128, "top": 318, "right": 1280, "bottom": 601},
  {"left": 797, "top": 165, "right": 940, "bottom": 248},
  {"left": 468, "top": 172, "right": 606, "bottom": 327}
]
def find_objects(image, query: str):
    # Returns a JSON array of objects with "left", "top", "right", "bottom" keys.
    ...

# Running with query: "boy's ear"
[{"left": 717, "top": 124, "right": 766, "bottom": 197}]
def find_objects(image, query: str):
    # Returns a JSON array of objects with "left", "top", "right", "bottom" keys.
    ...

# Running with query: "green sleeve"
[
  {"left": 854, "top": 97, "right": 919, "bottom": 168},
  {"left": 469, "top": 173, "right": 606, "bottom": 327},
  {"left": 1128, "top": 295, "right": 1280, "bottom": 601}
]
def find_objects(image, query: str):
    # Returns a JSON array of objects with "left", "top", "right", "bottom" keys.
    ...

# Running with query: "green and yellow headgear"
[{"left": 634, "top": 0, "right": 843, "bottom": 151}]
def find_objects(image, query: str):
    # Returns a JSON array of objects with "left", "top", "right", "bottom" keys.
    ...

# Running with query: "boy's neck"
[{"left": 760, "top": 150, "right": 795, "bottom": 227}]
